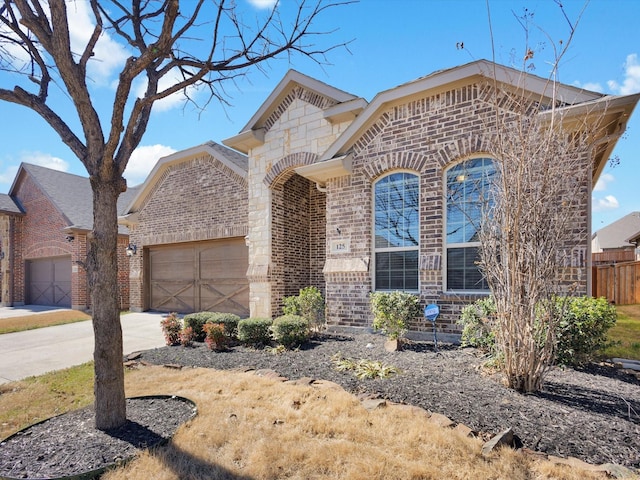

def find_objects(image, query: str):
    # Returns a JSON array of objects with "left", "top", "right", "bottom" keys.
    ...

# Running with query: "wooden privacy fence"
[{"left": 592, "top": 261, "right": 640, "bottom": 305}]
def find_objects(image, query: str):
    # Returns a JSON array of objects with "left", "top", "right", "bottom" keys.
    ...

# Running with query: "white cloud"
[
  {"left": 593, "top": 173, "right": 614, "bottom": 192},
  {"left": 22, "top": 152, "right": 70, "bottom": 171},
  {"left": 0, "top": 165, "right": 20, "bottom": 185},
  {"left": 0, "top": 152, "right": 69, "bottom": 190},
  {"left": 607, "top": 53, "right": 640, "bottom": 95},
  {"left": 123, "top": 144, "right": 177, "bottom": 185},
  {"left": 592, "top": 195, "right": 619, "bottom": 212},
  {"left": 65, "top": 1, "right": 129, "bottom": 83},
  {"left": 247, "top": 0, "right": 278, "bottom": 9}
]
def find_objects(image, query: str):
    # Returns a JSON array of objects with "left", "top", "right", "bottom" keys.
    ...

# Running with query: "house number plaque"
[{"left": 330, "top": 238, "right": 350, "bottom": 254}]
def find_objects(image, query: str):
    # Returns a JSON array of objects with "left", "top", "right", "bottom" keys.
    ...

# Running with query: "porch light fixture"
[
  {"left": 66, "top": 235, "right": 75, "bottom": 242},
  {"left": 126, "top": 243, "right": 137, "bottom": 257}
]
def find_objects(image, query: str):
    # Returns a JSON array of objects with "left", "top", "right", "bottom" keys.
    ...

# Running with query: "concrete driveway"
[{"left": 0, "top": 308, "right": 167, "bottom": 385}]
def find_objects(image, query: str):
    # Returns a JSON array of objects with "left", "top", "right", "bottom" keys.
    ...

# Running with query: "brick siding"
[{"left": 128, "top": 153, "right": 248, "bottom": 311}]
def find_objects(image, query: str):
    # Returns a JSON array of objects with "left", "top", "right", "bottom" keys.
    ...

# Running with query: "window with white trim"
[
  {"left": 445, "top": 158, "right": 495, "bottom": 291},
  {"left": 374, "top": 172, "right": 419, "bottom": 291}
]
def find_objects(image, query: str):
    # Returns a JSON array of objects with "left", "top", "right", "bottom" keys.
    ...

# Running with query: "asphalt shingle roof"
[
  {"left": 19, "top": 163, "right": 140, "bottom": 233},
  {"left": 204, "top": 141, "right": 248, "bottom": 172},
  {"left": 593, "top": 211, "right": 640, "bottom": 250},
  {"left": 0, "top": 193, "right": 23, "bottom": 214}
]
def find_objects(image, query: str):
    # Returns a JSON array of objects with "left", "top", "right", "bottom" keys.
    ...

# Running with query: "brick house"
[
  {"left": 0, "top": 163, "right": 137, "bottom": 310},
  {"left": 119, "top": 142, "right": 249, "bottom": 316},
  {"left": 220, "top": 60, "right": 639, "bottom": 334}
]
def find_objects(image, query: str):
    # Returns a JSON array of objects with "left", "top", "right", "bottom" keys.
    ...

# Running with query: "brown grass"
[
  {"left": 0, "top": 310, "right": 91, "bottom": 334},
  {"left": 95, "top": 365, "right": 608, "bottom": 480}
]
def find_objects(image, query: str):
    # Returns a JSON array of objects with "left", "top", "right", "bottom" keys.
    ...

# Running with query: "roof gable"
[
  {"left": 120, "top": 141, "right": 248, "bottom": 219},
  {"left": 320, "top": 59, "right": 606, "bottom": 161},
  {"left": 223, "top": 70, "right": 364, "bottom": 153},
  {"left": 9, "top": 163, "right": 138, "bottom": 233}
]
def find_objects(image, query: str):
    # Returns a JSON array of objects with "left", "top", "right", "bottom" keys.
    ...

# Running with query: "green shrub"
[
  {"left": 369, "top": 291, "right": 420, "bottom": 340},
  {"left": 282, "top": 286, "right": 325, "bottom": 332},
  {"left": 271, "top": 314, "right": 309, "bottom": 348},
  {"left": 458, "top": 296, "right": 617, "bottom": 366},
  {"left": 160, "top": 312, "right": 182, "bottom": 346},
  {"left": 555, "top": 296, "right": 617, "bottom": 366},
  {"left": 237, "top": 317, "right": 273, "bottom": 347},
  {"left": 205, "top": 312, "right": 241, "bottom": 339},
  {"left": 457, "top": 297, "right": 497, "bottom": 352},
  {"left": 183, "top": 312, "right": 216, "bottom": 342}
]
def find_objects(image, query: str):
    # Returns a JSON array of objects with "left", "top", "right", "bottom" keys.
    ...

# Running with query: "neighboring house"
[
  {"left": 119, "top": 142, "right": 249, "bottom": 316},
  {"left": 592, "top": 212, "right": 640, "bottom": 264},
  {"left": 218, "top": 59, "right": 639, "bottom": 333},
  {"left": 0, "top": 163, "right": 138, "bottom": 310}
]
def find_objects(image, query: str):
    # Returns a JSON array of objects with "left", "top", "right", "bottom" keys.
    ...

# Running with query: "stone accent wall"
[
  {"left": 246, "top": 90, "right": 351, "bottom": 318},
  {"left": 128, "top": 154, "right": 248, "bottom": 311}
]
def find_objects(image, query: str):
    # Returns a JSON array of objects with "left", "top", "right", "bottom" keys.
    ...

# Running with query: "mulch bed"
[
  {"left": 1, "top": 332, "right": 638, "bottom": 478},
  {"left": 138, "top": 332, "right": 640, "bottom": 469},
  {"left": 0, "top": 396, "right": 196, "bottom": 479}
]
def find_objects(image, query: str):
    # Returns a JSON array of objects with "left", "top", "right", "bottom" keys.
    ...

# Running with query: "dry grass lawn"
[
  {"left": 90, "top": 365, "right": 608, "bottom": 480},
  {"left": 0, "top": 310, "right": 91, "bottom": 334}
]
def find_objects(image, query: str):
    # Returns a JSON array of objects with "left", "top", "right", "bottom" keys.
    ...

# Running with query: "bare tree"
[
  {"left": 478, "top": 3, "right": 609, "bottom": 392},
  {"left": 0, "top": 0, "right": 350, "bottom": 430}
]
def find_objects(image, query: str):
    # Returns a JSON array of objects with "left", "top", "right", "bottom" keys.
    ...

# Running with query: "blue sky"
[{"left": 1, "top": 0, "right": 639, "bottom": 231}]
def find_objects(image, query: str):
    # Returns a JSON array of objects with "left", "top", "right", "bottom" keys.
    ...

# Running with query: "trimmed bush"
[
  {"left": 205, "top": 312, "right": 241, "bottom": 340},
  {"left": 179, "top": 326, "right": 195, "bottom": 347},
  {"left": 457, "top": 297, "right": 497, "bottom": 352},
  {"left": 237, "top": 317, "right": 273, "bottom": 347},
  {"left": 160, "top": 312, "right": 182, "bottom": 346},
  {"left": 203, "top": 323, "right": 227, "bottom": 351},
  {"left": 271, "top": 314, "right": 309, "bottom": 348},
  {"left": 183, "top": 312, "right": 216, "bottom": 342},
  {"left": 555, "top": 296, "right": 617, "bottom": 366},
  {"left": 282, "top": 286, "right": 325, "bottom": 332},
  {"left": 369, "top": 291, "right": 421, "bottom": 340}
]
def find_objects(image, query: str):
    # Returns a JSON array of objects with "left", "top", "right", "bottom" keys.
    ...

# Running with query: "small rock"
[
  {"left": 597, "top": 463, "right": 639, "bottom": 479},
  {"left": 482, "top": 427, "right": 514, "bottom": 456},
  {"left": 366, "top": 343, "right": 374, "bottom": 349},
  {"left": 429, "top": 412, "right": 454, "bottom": 428},
  {"left": 163, "top": 364, "right": 183, "bottom": 370},
  {"left": 453, "top": 423, "right": 474, "bottom": 437},
  {"left": 361, "top": 398, "right": 387, "bottom": 411}
]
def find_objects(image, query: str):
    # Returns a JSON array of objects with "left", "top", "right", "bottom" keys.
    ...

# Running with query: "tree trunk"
[{"left": 89, "top": 175, "right": 126, "bottom": 430}]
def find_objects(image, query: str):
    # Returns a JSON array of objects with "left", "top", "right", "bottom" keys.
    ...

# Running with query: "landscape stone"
[{"left": 482, "top": 427, "right": 514, "bottom": 456}]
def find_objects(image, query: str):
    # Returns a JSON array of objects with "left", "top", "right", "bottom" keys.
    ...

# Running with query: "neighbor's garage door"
[
  {"left": 27, "top": 256, "right": 72, "bottom": 307},
  {"left": 149, "top": 238, "right": 249, "bottom": 316}
]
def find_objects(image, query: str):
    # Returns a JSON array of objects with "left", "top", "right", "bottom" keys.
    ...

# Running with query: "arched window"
[
  {"left": 373, "top": 172, "right": 419, "bottom": 291},
  {"left": 445, "top": 157, "right": 495, "bottom": 291}
]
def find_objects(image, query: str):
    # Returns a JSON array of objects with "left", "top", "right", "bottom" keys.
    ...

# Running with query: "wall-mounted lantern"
[
  {"left": 126, "top": 243, "right": 137, "bottom": 257},
  {"left": 66, "top": 235, "right": 75, "bottom": 242}
]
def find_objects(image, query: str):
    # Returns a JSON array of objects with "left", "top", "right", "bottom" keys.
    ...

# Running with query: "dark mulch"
[
  {"left": 0, "top": 396, "right": 196, "bottom": 479},
  {"left": 1, "top": 332, "right": 638, "bottom": 479},
  {"left": 138, "top": 332, "right": 640, "bottom": 469}
]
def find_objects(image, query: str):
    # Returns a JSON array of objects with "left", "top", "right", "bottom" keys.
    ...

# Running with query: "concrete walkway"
[{"left": 0, "top": 309, "right": 166, "bottom": 385}]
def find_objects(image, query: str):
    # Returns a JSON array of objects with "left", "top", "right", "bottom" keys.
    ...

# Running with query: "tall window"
[
  {"left": 445, "top": 158, "right": 495, "bottom": 291},
  {"left": 374, "top": 172, "right": 419, "bottom": 291}
]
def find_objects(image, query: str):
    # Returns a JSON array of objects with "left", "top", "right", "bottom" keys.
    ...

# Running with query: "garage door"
[
  {"left": 149, "top": 238, "right": 249, "bottom": 316},
  {"left": 27, "top": 256, "right": 72, "bottom": 307}
]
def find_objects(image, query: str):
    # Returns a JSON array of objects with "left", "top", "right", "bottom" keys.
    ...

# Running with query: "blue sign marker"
[
  {"left": 424, "top": 304, "right": 439, "bottom": 322},
  {"left": 423, "top": 304, "right": 440, "bottom": 352}
]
